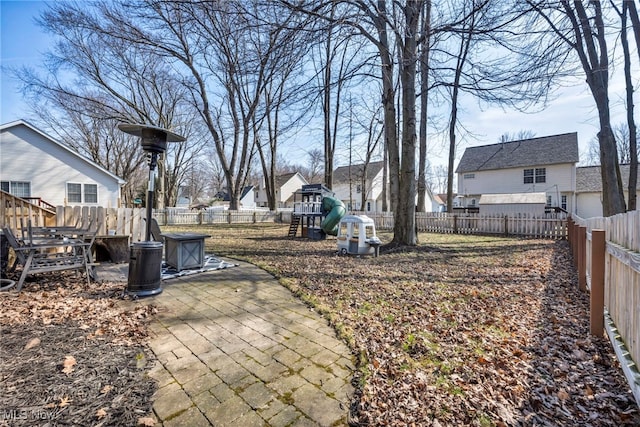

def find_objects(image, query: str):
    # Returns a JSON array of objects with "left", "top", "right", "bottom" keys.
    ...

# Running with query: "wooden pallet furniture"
[{"left": 3, "top": 227, "right": 92, "bottom": 291}]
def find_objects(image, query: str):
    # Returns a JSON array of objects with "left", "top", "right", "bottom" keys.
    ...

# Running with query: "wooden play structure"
[{"left": 289, "top": 184, "right": 345, "bottom": 240}]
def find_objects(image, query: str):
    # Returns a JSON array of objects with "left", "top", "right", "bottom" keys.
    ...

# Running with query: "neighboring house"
[
  {"left": 455, "top": 133, "right": 579, "bottom": 213},
  {"left": 434, "top": 193, "right": 462, "bottom": 212},
  {"left": 333, "top": 161, "right": 386, "bottom": 212},
  {"left": 333, "top": 161, "right": 435, "bottom": 212},
  {"left": 255, "top": 172, "right": 308, "bottom": 209},
  {"left": 220, "top": 185, "right": 256, "bottom": 208},
  {"left": 576, "top": 164, "right": 640, "bottom": 218},
  {"left": 0, "top": 120, "right": 125, "bottom": 208}
]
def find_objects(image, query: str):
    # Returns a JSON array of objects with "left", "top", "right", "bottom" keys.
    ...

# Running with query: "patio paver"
[{"left": 99, "top": 259, "right": 354, "bottom": 426}]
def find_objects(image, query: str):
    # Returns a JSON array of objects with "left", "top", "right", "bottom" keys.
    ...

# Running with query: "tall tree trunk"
[
  {"left": 382, "top": 141, "right": 388, "bottom": 212},
  {"left": 375, "top": 0, "right": 400, "bottom": 218},
  {"left": 623, "top": 0, "right": 638, "bottom": 210},
  {"left": 417, "top": 1, "right": 431, "bottom": 213},
  {"left": 565, "top": 1, "right": 626, "bottom": 215},
  {"left": 447, "top": 8, "right": 473, "bottom": 213},
  {"left": 323, "top": 21, "right": 334, "bottom": 189},
  {"left": 394, "top": 0, "right": 421, "bottom": 245}
]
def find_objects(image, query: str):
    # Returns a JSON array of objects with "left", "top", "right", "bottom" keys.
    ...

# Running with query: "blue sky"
[
  {"left": 0, "top": 0, "right": 635, "bottom": 168},
  {"left": 1, "top": 0, "right": 52, "bottom": 124}
]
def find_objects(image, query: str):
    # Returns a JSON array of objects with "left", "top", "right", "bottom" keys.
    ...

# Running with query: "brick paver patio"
[{"left": 100, "top": 259, "right": 355, "bottom": 426}]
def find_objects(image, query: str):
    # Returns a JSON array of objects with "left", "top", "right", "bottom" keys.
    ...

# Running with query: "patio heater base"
[{"left": 127, "top": 241, "right": 163, "bottom": 297}]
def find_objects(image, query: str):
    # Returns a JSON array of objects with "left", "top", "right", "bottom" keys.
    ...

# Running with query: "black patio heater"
[{"left": 118, "top": 123, "right": 185, "bottom": 297}]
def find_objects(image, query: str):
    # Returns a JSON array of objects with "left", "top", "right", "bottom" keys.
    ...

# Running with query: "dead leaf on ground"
[
  {"left": 59, "top": 396, "right": 72, "bottom": 407},
  {"left": 24, "top": 337, "right": 41, "bottom": 350},
  {"left": 96, "top": 408, "right": 107, "bottom": 419},
  {"left": 137, "top": 416, "right": 156, "bottom": 426},
  {"left": 62, "top": 355, "right": 76, "bottom": 374}
]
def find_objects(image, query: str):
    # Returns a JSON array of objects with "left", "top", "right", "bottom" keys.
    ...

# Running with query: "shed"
[{"left": 479, "top": 192, "right": 547, "bottom": 215}]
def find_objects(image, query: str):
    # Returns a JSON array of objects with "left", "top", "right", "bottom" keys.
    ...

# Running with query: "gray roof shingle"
[
  {"left": 456, "top": 133, "right": 579, "bottom": 173},
  {"left": 334, "top": 161, "right": 384, "bottom": 184},
  {"left": 576, "top": 164, "right": 640, "bottom": 192}
]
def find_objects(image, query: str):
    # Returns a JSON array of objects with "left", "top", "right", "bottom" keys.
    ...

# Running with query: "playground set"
[{"left": 289, "top": 184, "right": 381, "bottom": 256}]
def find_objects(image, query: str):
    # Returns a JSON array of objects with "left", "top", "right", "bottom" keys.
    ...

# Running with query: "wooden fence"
[
  {"left": 0, "top": 190, "right": 56, "bottom": 231},
  {"left": 19, "top": 207, "right": 568, "bottom": 242},
  {"left": 343, "top": 211, "right": 568, "bottom": 239},
  {"left": 571, "top": 211, "right": 640, "bottom": 406}
]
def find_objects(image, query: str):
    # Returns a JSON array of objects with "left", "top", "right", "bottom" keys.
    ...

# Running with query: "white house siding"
[
  {"left": 1, "top": 122, "right": 122, "bottom": 207},
  {"left": 333, "top": 169, "right": 385, "bottom": 212},
  {"left": 458, "top": 163, "right": 576, "bottom": 212},
  {"left": 576, "top": 193, "right": 603, "bottom": 218},
  {"left": 255, "top": 173, "right": 307, "bottom": 208},
  {"left": 279, "top": 174, "right": 306, "bottom": 208}
]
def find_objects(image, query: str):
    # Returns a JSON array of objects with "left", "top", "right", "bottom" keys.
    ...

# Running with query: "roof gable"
[
  {"left": 222, "top": 185, "right": 255, "bottom": 201},
  {"left": 276, "top": 172, "right": 307, "bottom": 188},
  {"left": 456, "top": 133, "right": 579, "bottom": 173},
  {"left": 334, "top": 161, "right": 384, "bottom": 184},
  {"left": 576, "top": 164, "right": 640, "bottom": 192},
  {"left": 1, "top": 119, "right": 125, "bottom": 184}
]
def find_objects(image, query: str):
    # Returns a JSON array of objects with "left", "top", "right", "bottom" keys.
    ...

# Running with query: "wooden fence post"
[
  {"left": 572, "top": 221, "right": 579, "bottom": 268},
  {"left": 453, "top": 215, "right": 458, "bottom": 234},
  {"left": 504, "top": 215, "right": 508, "bottom": 236},
  {"left": 590, "top": 229, "right": 605, "bottom": 336},
  {"left": 578, "top": 226, "right": 586, "bottom": 291}
]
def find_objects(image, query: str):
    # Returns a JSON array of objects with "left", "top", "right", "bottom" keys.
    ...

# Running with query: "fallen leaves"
[
  {"left": 59, "top": 396, "right": 72, "bottom": 407},
  {"left": 96, "top": 408, "right": 107, "bottom": 419},
  {"left": 61, "top": 355, "right": 76, "bottom": 374},
  {"left": 23, "top": 337, "right": 40, "bottom": 350},
  {"left": 137, "top": 417, "right": 156, "bottom": 426},
  {"left": 0, "top": 276, "right": 158, "bottom": 426},
  {"left": 206, "top": 225, "right": 640, "bottom": 426},
  {"left": 1, "top": 279, "right": 157, "bottom": 345}
]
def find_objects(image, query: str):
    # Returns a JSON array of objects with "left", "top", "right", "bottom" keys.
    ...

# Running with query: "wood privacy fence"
[{"left": 570, "top": 211, "right": 640, "bottom": 406}]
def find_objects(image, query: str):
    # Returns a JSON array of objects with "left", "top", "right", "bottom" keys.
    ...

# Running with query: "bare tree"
[
  {"left": 612, "top": 0, "right": 637, "bottom": 210},
  {"left": 526, "top": 0, "right": 626, "bottom": 215},
  {"left": 16, "top": 2, "right": 207, "bottom": 207},
  {"left": 304, "top": 148, "right": 324, "bottom": 183},
  {"left": 498, "top": 130, "right": 537, "bottom": 143},
  {"left": 417, "top": 0, "right": 432, "bottom": 212}
]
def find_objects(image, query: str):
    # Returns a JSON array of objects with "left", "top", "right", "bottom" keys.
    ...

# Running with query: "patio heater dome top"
[
  {"left": 118, "top": 123, "right": 186, "bottom": 154},
  {"left": 118, "top": 123, "right": 186, "bottom": 142}
]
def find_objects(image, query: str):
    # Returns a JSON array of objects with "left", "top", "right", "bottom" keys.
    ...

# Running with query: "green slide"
[{"left": 320, "top": 196, "right": 346, "bottom": 236}]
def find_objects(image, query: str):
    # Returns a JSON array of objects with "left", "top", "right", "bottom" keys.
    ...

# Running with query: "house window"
[
  {"left": 561, "top": 195, "right": 567, "bottom": 210},
  {"left": 470, "top": 198, "right": 476, "bottom": 206},
  {"left": 523, "top": 169, "right": 534, "bottom": 184},
  {"left": 546, "top": 196, "right": 552, "bottom": 206},
  {"left": 463, "top": 173, "right": 475, "bottom": 179},
  {"left": 1, "top": 181, "right": 31, "bottom": 198},
  {"left": 67, "top": 183, "right": 82, "bottom": 203},
  {"left": 356, "top": 184, "right": 362, "bottom": 194},
  {"left": 84, "top": 184, "right": 98, "bottom": 203},
  {"left": 524, "top": 168, "right": 546, "bottom": 184},
  {"left": 367, "top": 202, "right": 371, "bottom": 211},
  {"left": 67, "top": 183, "right": 97, "bottom": 203}
]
